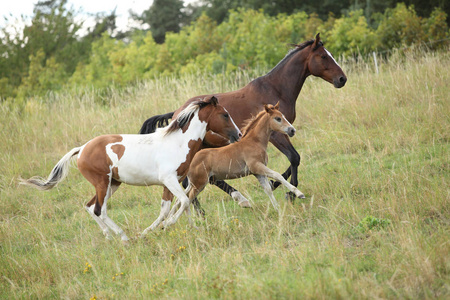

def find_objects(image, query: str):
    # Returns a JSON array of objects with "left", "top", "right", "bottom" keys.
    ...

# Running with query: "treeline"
[{"left": 0, "top": 0, "right": 448, "bottom": 102}]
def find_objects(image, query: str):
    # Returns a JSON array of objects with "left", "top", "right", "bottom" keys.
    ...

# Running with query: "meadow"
[{"left": 1, "top": 48, "right": 449, "bottom": 299}]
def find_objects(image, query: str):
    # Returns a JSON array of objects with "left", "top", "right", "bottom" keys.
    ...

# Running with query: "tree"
[
  {"left": 0, "top": 0, "right": 84, "bottom": 98},
  {"left": 132, "top": 0, "right": 185, "bottom": 44}
]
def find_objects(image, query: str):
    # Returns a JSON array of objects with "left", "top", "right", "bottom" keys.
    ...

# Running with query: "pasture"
[{"left": 1, "top": 48, "right": 449, "bottom": 299}]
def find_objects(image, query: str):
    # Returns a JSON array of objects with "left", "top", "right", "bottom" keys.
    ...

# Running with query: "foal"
[
  {"left": 20, "top": 96, "right": 241, "bottom": 241},
  {"left": 170, "top": 103, "right": 304, "bottom": 220}
]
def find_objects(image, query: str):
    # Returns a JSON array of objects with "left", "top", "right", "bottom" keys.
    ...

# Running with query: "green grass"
[{"left": 1, "top": 49, "right": 449, "bottom": 299}]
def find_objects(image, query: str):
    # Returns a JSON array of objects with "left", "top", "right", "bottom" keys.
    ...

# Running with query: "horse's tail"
[
  {"left": 139, "top": 112, "right": 174, "bottom": 134},
  {"left": 19, "top": 147, "right": 81, "bottom": 190}
]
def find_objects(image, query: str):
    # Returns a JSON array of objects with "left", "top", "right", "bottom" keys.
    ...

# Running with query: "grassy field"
[{"left": 1, "top": 48, "right": 449, "bottom": 299}]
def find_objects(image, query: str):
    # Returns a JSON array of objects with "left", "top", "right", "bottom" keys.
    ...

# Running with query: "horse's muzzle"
[
  {"left": 286, "top": 127, "right": 296, "bottom": 137},
  {"left": 333, "top": 75, "right": 347, "bottom": 88},
  {"left": 229, "top": 131, "right": 242, "bottom": 143}
]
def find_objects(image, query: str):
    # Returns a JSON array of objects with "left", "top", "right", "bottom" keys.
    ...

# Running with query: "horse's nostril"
[{"left": 339, "top": 76, "right": 347, "bottom": 83}]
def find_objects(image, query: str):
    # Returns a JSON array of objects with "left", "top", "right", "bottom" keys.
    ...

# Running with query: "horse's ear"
[
  {"left": 199, "top": 96, "right": 218, "bottom": 108},
  {"left": 264, "top": 104, "right": 271, "bottom": 113},
  {"left": 274, "top": 101, "right": 280, "bottom": 110},
  {"left": 210, "top": 96, "right": 218, "bottom": 106},
  {"left": 312, "top": 33, "right": 321, "bottom": 50}
]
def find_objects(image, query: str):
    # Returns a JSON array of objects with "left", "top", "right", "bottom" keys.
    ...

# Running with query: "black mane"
[{"left": 266, "top": 39, "right": 323, "bottom": 76}]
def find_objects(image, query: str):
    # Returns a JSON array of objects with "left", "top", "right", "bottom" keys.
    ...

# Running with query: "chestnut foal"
[
  {"left": 167, "top": 103, "right": 304, "bottom": 221},
  {"left": 20, "top": 96, "right": 241, "bottom": 241}
]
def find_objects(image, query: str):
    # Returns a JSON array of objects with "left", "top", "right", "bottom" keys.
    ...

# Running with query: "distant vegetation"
[{"left": 0, "top": 0, "right": 448, "bottom": 102}]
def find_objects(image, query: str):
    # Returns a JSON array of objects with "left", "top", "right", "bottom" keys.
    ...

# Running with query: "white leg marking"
[
  {"left": 161, "top": 177, "right": 192, "bottom": 228},
  {"left": 85, "top": 205, "right": 111, "bottom": 239},
  {"left": 231, "top": 191, "right": 252, "bottom": 208},
  {"left": 141, "top": 199, "right": 172, "bottom": 235},
  {"left": 256, "top": 175, "right": 279, "bottom": 212},
  {"left": 99, "top": 182, "right": 129, "bottom": 241}
]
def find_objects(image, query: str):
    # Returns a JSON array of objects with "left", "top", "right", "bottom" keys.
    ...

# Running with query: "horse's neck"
[
  {"left": 244, "top": 115, "right": 272, "bottom": 148},
  {"left": 180, "top": 113, "right": 208, "bottom": 143},
  {"left": 259, "top": 49, "right": 309, "bottom": 104},
  {"left": 179, "top": 113, "right": 208, "bottom": 155}
]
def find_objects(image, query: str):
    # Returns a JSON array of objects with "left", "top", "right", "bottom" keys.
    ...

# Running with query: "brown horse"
[
  {"left": 20, "top": 97, "right": 241, "bottom": 241},
  {"left": 140, "top": 34, "right": 347, "bottom": 208},
  {"left": 166, "top": 103, "right": 304, "bottom": 222}
]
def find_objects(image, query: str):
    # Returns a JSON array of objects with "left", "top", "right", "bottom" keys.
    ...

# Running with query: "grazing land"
[{"left": 1, "top": 49, "right": 449, "bottom": 299}]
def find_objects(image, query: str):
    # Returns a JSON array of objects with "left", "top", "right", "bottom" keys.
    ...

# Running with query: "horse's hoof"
[
  {"left": 239, "top": 200, "right": 252, "bottom": 208},
  {"left": 296, "top": 191, "right": 305, "bottom": 199},
  {"left": 231, "top": 191, "right": 249, "bottom": 204},
  {"left": 285, "top": 192, "right": 296, "bottom": 202}
]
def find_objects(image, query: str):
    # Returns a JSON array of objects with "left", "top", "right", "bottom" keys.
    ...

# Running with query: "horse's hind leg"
[
  {"left": 85, "top": 195, "right": 111, "bottom": 239},
  {"left": 88, "top": 180, "right": 129, "bottom": 242}
]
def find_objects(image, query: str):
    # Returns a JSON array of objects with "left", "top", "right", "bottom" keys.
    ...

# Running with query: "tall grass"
[{"left": 1, "top": 48, "right": 449, "bottom": 299}]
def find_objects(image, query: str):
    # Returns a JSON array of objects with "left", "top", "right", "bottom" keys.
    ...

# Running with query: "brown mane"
[{"left": 241, "top": 110, "right": 267, "bottom": 137}]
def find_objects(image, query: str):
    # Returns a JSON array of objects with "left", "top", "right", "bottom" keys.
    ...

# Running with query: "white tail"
[{"left": 19, "top": 147, "right": 81, "bottom": 190}]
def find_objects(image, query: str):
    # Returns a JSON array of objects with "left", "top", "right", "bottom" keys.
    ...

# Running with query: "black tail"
[{"left": 139, "top": 112, "right": 175, "bottom": 134}]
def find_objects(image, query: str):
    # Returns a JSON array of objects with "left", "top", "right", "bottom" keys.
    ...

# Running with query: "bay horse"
[
  {"left": 165, "top": 103, "right": 304, "bottom": 224},
  {"left": 20, "top": 96, "right": 241, "bottom": 241},
  {"left": 140, "top": 33, "right": 347, "bottom": 209}
]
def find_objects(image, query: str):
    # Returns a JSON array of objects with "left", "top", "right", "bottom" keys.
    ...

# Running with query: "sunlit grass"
[{"left": 1, "top": 48, "right": 449, "bottom": 298}]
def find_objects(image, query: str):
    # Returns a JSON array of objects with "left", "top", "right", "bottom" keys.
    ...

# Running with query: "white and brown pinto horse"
[
  {"left": 168, "top": 103, "right": 304, "bottom": 221},
  {"left": 20, "top": 96, "right": 241, "bottom": 241}
]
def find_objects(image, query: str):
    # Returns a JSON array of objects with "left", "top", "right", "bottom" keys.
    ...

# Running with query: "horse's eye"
[
  {"left": 275, "top": 117, "right": 281, "bottom": 122},
  {"left": 223, "top": 114, "right": 229, "bottom": 119},
  {"left": 321, "top": 55, "right": 327, "bottom": 59}
]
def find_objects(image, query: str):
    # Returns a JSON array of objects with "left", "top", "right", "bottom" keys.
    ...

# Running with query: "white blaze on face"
[
  {"left": 225, "top": 107, "right": 242, "bottom": 138},
  {"left": 325, "top": 48, "right": 340, "bottom": 68}
]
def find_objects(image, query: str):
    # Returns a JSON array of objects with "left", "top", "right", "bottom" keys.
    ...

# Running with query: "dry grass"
[{"left": 0, "top": 48, "right": 449, "bottom": 299}]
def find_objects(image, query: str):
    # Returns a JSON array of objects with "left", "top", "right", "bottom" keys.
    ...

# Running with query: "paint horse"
[
  {"left": 140, "top": 33, "right": 347, "bottom": 210},
  {"left": 20, "top": 96, "right": 241, "bottom": 241},
  {"left": 166, "top": 103, "right": 303, "bottom": 223}
]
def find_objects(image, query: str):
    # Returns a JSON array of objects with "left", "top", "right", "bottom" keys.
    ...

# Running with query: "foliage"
[
  {"left": 356, "top": 216, "right": 392, "bottom": 233},
  {"left": 1, "top": 3, "right": 449, "bottom": 100},
  {"left": 133, "top": 0, "right": 185, "bottom": 43}
]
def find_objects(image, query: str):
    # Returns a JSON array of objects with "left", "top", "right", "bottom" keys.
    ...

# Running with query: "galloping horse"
[
  {"left": 20, "top": 96, "right": 241, "bottom": 241},
  {"left": 140, "top": 33, "right": 347, "bottom": 208},
  {"left": 165, "top": 103, "right": 304, "bottom": 223},
  {"left": 187, "top": 103, "right": 304, "bottom": 211}
]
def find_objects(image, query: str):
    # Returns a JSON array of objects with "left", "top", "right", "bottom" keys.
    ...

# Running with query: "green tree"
[
  {"left": 132, "top": 0, "right": 185, "bottom": 44},
  {"left": 0, "top": 0, "right": 84, "bottom": 98}
]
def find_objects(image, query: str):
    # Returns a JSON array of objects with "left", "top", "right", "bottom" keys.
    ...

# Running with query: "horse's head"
[
  {"left": 265, "top": 102, "right": 296, "bottom": 137},
  {"left": 307, "top": 33, "right": 347, "bottom": 88},
  {"left": 198, "top": 96, "right": 242, "bottom": 143}
]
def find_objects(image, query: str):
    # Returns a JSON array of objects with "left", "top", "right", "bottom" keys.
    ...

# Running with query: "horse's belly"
[
  {"left": 116, "top": 170, "right": 161, "bottom": 186},
  {"left": 212, "top": 164, "right": 251, "bottom": 180}
]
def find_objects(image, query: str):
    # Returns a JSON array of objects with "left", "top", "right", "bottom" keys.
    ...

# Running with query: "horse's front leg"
[
  {"left": 161, "top": 177, "right": 194, "bottom": 228},
  {"left": 182, "top": 177, "right": 205, "bottom": 216},
  {"left": 251, "top": 162, "right": 305, "bottom": 200},
  {"left": 211, "top": 178, "right": 251, "bottom": 208},
  {"left": 269, "top": 132, "right": 301, "bottom": 199},
  {"left": 141, "top": 187, "right": 173, "bottom": 235},
  {"left": 255, "top": 175, "right": 280, "bottom": 212}
]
